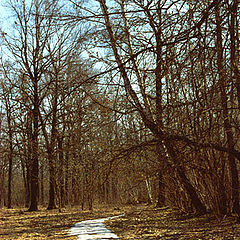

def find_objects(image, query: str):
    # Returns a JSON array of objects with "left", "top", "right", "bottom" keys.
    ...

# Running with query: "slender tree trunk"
[
  {"left": 145, "top": 177, "right": 152, "bottom": 204},
  {"left": 65, "top": 139, "right": 70, "bottom": 205},
  {"left": 215, "top": 4, "right": 239, "bottom": 217},
  {"left": 58, "top": 136, "right": 64, "bottom": 208},
  {"left": 46, "top": 71, "right": 58, "bottom": 210},
  {"left": 21, "top": 158, "right": 27, "bottom": 195},
  {"left": 24, "top": 113, "right": 32, "bottom": 208},
  {"left": 47, "top": 150, "right": 57, "bottom": 210},
  {"left": 7, "top": 129, "right": 13, "bottom": 209},
  {"left": 26, "top": 129, "right": 31, "bottom": 208},
  {"left": 0, "top": 171, "right": 5, "bottom": 208},
  {"left": 230, "top": 0, "right": 240, "bottom": 108},
  {"left": 40, "top": 164, "right": 44, "bottom": 205},
  {"left": 155, "top": 143, "right": 165, "bottom": 207},
  {"left": 111, "top": 176, "right": 117, "bottom": 203},
  {"left": 3, "top": 88, "right": 14, "bottom": 209},
  {"left": 28, "top": 80, "right": 39, "bottom": 212},
  {"left": 72, "top": 152, "right": 78, "bottom": 205},
  {"left": 20, "top": 157, "right": 30, "bottom": 208}
]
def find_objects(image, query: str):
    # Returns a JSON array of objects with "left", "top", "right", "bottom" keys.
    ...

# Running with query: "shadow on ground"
[
  {"left": 0, "top": 206, "right": 123, "bottom": 240},
  {"left": 106, "top": 205, "right": 240, "bottom": 240}
]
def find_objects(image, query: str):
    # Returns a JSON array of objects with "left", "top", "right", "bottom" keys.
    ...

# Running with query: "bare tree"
[{"left": 1, "top": 0, "right": 64, "bottom": 211}]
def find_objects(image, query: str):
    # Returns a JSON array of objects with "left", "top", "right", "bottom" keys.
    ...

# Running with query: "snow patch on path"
[{"left": 69, "top": 215, "right": 123, "bottom": 240}]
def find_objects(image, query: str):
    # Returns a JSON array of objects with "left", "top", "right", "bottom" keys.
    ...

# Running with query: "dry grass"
[
  {"left": 106, "top": 205, "right": 240, "bottom": 239},
  {"left": 2, "top": 204, "right": 240, "bottom": 239},
  {"left": 0, "top": 205, "right": 123, "bottom": 240}
]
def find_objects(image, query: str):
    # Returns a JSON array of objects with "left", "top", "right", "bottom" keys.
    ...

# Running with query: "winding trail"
[{"left": 69, "top": 215, "right": 122, "bottom": 240}]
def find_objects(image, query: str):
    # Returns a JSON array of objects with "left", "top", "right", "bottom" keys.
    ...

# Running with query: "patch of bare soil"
[
  {"left": 0, "top": 206, "right": 123, "bottom": 240},
  {"left": 106, "top": 205, "right": 240, "bottom": 239}
]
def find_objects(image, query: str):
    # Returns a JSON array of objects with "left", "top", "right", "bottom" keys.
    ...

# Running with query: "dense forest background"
[{"left": 0, "top": 0, "right": 239, "bottom": 220}]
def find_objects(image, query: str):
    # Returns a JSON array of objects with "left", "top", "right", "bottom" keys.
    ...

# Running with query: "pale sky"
[{"left": 0, "top": 2, "right": 12, "bottom": 33}]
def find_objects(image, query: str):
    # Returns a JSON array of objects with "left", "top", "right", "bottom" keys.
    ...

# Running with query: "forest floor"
[
  {"left": 1, "top": 204, "right": 240, "bottom": 239},
  {"left": 0, "top": 205, "right": 123, "bottom": 240},
  {"left": 106, "top": 205, "right": 240, "bottom": 239}
]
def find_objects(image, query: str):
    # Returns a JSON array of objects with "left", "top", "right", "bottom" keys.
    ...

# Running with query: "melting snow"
[{"left": 69, "top": 215, "right": 123, "bottom": 240}]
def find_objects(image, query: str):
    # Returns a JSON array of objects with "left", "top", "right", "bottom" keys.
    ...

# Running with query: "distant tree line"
[{"left": 0, "top": 0, "right": 239, "bottom": 220}]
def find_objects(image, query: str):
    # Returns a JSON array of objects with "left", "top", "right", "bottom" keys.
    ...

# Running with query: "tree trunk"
[
  {"left": 145, "top": 177, "right": 153, "bottom": 204},
  {"left": 0, "top": 171, "right": 5, "bottom": 208},
  {"left": 230, "top": 0, "right": 240, "bottom": 109},
  {"left": 3, "top": 87, "right": 14, "bottom": 209},
  {"left": 25, "top": 164, "right": 31, "bottom": 208},
  {"left": 176, "top": 167, "right": 206, "bottom": 214},
  {"left": 99, "top": 0, "right": 206, "bottom": 214},
  {"left": 155, "top": 143, "right": 166, "bottom": 207},
  {"left": 58, "top": 136, "right": 64, "bottom": 208},
  {"left": 28, "top": 82, "right": 39, "bottom": 212},
  {"left": 28, "top": 0, "right": 40, "bottom": 212},
  {"left": 40, "top": 164, "right": 44, "bottom": 206},
  {"left": 20, "top": 157, "right": 30, "bottom": 208},
  {"left": 72, "top": 152, "right": 78, "bottom": 205},
  {"left": 7, "top": 131, "right": 13, "bottom": 209},
  {"left": 24, "top": 113, "right": 32, "bottom": 208},
  {"left": 165, "top": 141, "right": 206, "bottom": 214},
  {"left": 47, "top": 150, "right": 57, "bottom": 210},
  {"left": 215, "top": 4, "right": 240, "bottom": 218},
  {"left": 156, "top": 171, "right": 165, "bottom": 207},
  {"left": 28, "top": 125, "right": 39, "bottom": 211},
  {"left": 65, "top": 139, "right": 70, "bottom": 206}
]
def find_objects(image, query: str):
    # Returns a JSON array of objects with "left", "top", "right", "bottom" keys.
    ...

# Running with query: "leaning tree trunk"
[
  {"left": 99, "top": 0, "right": 206, "bottom": 214},
  {"left": 165, "top": 141, "right": 206, "bottom": 214}
]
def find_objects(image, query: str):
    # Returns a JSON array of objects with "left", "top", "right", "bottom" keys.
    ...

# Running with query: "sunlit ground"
[
  {"left": 2, "top": 204, "right": 240, "bottom": 239},
  {"left": 0, "top": 205, "right": 123, "bottom": 240},
  {"left": 107, "top": 205, "right": 240, "bottom": 239}
]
